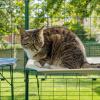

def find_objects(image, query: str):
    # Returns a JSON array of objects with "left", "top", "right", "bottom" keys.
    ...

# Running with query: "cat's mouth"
[
  {"left": 21, "top": 43, "right": 30, "bottom": 49},
  {"left": 21, "top": 42, "right": 30, "bottom": 46},
  {"left": 22, "top": 43, "right": 29, "bottom": 45}
]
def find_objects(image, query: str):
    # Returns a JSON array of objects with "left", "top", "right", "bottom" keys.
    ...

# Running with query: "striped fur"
[{"left": 20, "top": 27, "right": 87, "bottom": 69}]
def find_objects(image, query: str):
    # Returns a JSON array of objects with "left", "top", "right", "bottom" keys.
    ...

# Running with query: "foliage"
[
  {"left": 29, "top": 0, "right": 100, "bottom": 28},
  {"left": 0, "top": 0, "right": 100, "bottom": 37},
  {"left": 0, "top": 0, "right": 16, "bottom": 34},
  {"left": 29, "top": 0, "right": 64, "bottom": 28}
]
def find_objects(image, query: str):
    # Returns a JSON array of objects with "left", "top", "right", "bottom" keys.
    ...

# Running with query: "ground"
[{"left": 0, "top": 69, "right": 100, "bottom": 100}]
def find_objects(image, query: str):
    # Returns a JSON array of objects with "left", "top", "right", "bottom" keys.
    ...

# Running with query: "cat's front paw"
[
  {"left": 43, "top": 63, "right": 50, "bottom": 68},
  {"left": 44, "top": 63, "right": 58, "bottom": 69},
  {"left": 26, "top": 59, "right": 42, "bottom": 68},
  {"left": 34, "top": 61, "right": 42, "bottom": 68}
]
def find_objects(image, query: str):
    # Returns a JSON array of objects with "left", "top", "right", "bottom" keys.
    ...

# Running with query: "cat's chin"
[{"left": 24, "top": 48, "right": 37, "bottom": 59}]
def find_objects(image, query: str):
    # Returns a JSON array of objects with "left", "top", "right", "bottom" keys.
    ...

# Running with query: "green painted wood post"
[
  {"left": 24, "top": 1, "right": 29, "bottom": 99},
  {"left": 24, "top": 0, "right": 29, "bottom": 65},
  {"left": 25, "top": 70, "right": 29, "bottom": 100},
  {"left": 25, "top": 0, "right": 29, "bottom": 30}
]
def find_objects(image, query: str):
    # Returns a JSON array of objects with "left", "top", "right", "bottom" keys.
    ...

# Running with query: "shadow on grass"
[
  {"left": 93, "top": 86, "right": 100, "bottom": 95},
  {"left": 2, "top": 93, "right": 39, "bottom": 100},
  {"left": 1, "top": 95, "right": 25, "bottom": 100}
]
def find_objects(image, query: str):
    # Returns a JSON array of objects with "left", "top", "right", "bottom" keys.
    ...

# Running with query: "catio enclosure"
[{"left": 0, "top": 0, "right": 100, "bottom": 100}]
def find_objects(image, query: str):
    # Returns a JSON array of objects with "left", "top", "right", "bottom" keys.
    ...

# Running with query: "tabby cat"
[{"left": 19, "top": 26, "right": 87, "bottom": 69}]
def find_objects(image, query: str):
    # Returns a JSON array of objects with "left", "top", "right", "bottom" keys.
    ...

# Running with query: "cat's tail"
[{"left": 82, "top": 61, "right": 100, "bottom": 69}]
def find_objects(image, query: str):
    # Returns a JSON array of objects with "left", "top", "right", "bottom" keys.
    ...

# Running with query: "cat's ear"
[
  {"left": 17, "top": 26, "right": 25, "bottom": 34},
  {"left": 38, "top": 26, "right": 45, "bottom": 45},
  {"left": 39, "top": 26, "right": 45, "bottom": 36},
  {"left": 38, "top": 26, "right": 45, "bottom": 39},
  {"left": 40, "top": 26, "right": 45, "bottom": 30}
]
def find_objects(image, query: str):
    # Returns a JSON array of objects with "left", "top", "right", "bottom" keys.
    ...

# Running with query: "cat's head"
[{"left": 18, "top": 26, "right": 45, "bottom": 52}]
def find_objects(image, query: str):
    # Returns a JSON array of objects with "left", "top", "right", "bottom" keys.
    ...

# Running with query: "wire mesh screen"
[
  {"left": 29, "top": 0, "right": 100, "bottom": 39},
  {"left": 0, "top": 0, "right": 100, "bottom": 100},
  {"left": 85, "top": 43, "right": 100, "bottom": 57},
  {"left": 27, "top": 72, "right": 100, "bottom": 100},
  {"left": 0, "top": 69, "right": 25, "bottom": 100},
  {"left": 0, "top": 70, "right": 100, "bottom": 100}
]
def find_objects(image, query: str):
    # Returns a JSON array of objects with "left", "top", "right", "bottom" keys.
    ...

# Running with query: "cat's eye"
[{"left": 24, "top": 37, "right": 29, "bottom": 40}]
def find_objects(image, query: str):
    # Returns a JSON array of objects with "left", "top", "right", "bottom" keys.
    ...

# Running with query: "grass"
[{"left": 0, "top": 70, "right": 100, "bottom": 100}]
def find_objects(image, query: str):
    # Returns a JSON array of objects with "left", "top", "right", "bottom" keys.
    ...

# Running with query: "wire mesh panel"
[
  {"left": 0, "top": 0, "right": 100, "bottom": 100},
  {"left": 85, "top": 43, "right": 100, "bottom": 57},
  {"left": 26, "top": 68, "right": 100, "bottom": 100},
  {"left": 0, "top": 69, "right": 25, "bottom": 100},
  {"left": 0, "top": 69, "right": 100, "bottom": 100}
]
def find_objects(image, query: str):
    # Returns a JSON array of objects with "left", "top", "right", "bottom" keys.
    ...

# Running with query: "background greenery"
[{"left": 0, "top": 0, "right": 100, "bottom": 40}]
